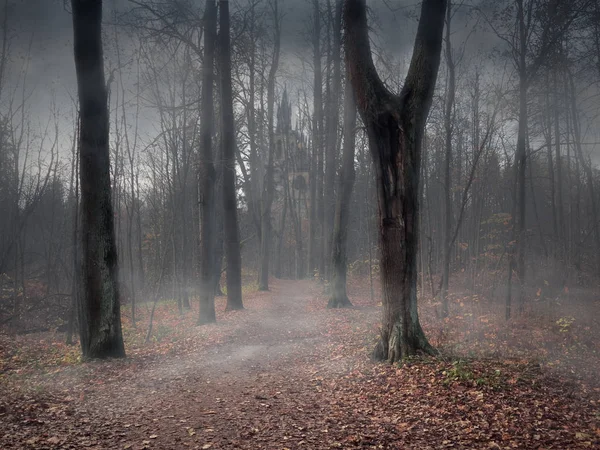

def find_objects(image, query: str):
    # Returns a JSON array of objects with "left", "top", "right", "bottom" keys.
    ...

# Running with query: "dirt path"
[{"left": 1, "top": 279, "right": 599, "bottom": 449}]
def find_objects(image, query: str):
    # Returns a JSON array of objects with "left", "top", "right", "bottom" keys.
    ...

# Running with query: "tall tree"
[
  {"left": 344, "top": 0, "right": 446, "bottom": 362},
  {"left": 440, "top": 0, "right": 455, "bottom": 318},
  {"left": 323, "top": 0, "right": 342, "bottom": 280},
  {"left": 258, "top": 0, "right": 281, "bottom": 291},
  {"left": 198, "top": 0, "right": 218, "bottom": 325},
  {"left": 328, "top": 66, "right": 357, "bottom": 308},
  {"left": 308, "top": 0, "right": 323, "bottom": 278},
  {"left": 71, "top": 0, "right": 125, "bottom": 358},
  {"left": 218, "top": 0, "right": 243, "bottom": 310}
]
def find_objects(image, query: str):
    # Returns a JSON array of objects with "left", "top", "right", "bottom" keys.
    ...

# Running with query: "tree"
[
  {"left": 71, "top": 0, "right": 125, "bottom": 358},
  {"left": 308, "top": 0, "right": 323, "bottom": 278},
  {"left": 323, "top": 0, "right": 342, "bottom": 280},
  {"left": 198, "top": 0, "right": 218, "bottom": 325},
  {"left": 218, "top": 0, "right": 243, "bottom": 310},
  {"left": 328, "top": 68, "right": 357, "bottom": 308},
  {"left": 440, "top": 0, "right": 455, "bottom": 318},
  {"left": 258, "top": 0, "right": 281, "bottom": 291},
  {"left": 344, "top": 0, "right": 446, "bottom": 362}
]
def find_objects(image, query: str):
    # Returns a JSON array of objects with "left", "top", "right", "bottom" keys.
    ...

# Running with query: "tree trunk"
[
  {"left": 440, "top": 0, "right": 454, "bottom": 318},
  {"left": 514, "top": 0, "right": 528, "bottom": 314},
  {"left": 308, "top": 0, "right": 323, "bottom": 278},
  {"left": 258, "top": 0, "right": 281, "bottom": 291},
  {"left": 218, "top": 0, "right": 243, "bottom": 310},
  {"left": 72, "top": 0, "right": 125, "bottom": 358},
  {"left": 344, "top": 0, "right": 446, "bottom": 362},
  {"left": 553, "top": 67, "right": 565, "bottom": 255},
  {"left": 323, "top": 0, "right": 342, "bottom": 280},
  {"left": 198, "top": 0, "right": 217, "bottom": 325},
  {"left": 328, "top": 68, "right": 356, "bottom": 308}
]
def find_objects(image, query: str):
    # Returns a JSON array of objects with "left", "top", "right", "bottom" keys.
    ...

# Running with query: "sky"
[
  {"left": 2, "top": 0, "right": 599, "bottom": 165},
  {"left": 0, "top": 0, "right": 428, "bottom": 161}
]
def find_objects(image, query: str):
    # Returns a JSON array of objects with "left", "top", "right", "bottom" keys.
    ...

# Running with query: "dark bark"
[
  {"left": 218, "top": 0, "right": 243, "bottom": 310},
  {"left": 198, "top": 0, "right": 217, "bottom": 325},
  {"left": 344, "top": 0, "right": 446, "bottom": 362},
  {"left": 72, "top": 0, "right": 125, "bottom": 358},
  {"left": 323, "top": 0, "right": 342, "bottom": 280},
  {"left": 328, "top": 68, "right": 356, "bottom": 309}
]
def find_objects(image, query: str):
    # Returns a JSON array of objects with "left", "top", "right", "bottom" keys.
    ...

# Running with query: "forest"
[{"left": 1, "top": 0, "right": 600, "bottom": 448}]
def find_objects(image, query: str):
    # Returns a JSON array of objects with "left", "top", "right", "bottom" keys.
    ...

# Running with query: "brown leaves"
[{"left": 2, "top": 279, "right": 600, "bottom": 449}]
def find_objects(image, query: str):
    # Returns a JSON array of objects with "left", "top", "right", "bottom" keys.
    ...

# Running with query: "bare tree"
[
  {"left": 218, "top": 0, "right": 243, "bottom": 310},
  {"left": 328, "top": 67, "right": 357, "bottom": 308},
  {"left": 198, "top": 0, "right": 218, "bottom": 325},
  {"left": 71, "top": 0, "right": 125, "bottom": 358},
  {"left": 344, "top": 0, "right": 446, "bottom": 362},
  {"left": 258, "top": 0, "right": 281, "bottom": 291}
]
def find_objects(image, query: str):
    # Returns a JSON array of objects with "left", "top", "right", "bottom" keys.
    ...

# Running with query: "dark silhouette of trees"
[
  {"left": 218, "top": 0, "right": 243, "bottom": 310},
  {"left": 71, "top": 0, "right": 125, "bottom": 358}
]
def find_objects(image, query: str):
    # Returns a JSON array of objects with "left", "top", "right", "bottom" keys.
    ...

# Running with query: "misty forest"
[{"left": 1, "top": 0, "right": 600, "bottom": 448}]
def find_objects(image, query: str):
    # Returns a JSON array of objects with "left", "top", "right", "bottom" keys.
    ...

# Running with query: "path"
[{"left": 1, "top": 279, "right": 599, "bottom": 449}]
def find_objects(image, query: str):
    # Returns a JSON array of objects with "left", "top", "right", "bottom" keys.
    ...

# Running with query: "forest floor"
[{"left": 1, "top": 277, "right": 600, "bottom": 449}]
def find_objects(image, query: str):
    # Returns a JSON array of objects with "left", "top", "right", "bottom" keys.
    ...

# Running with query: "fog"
[{"left": 1, "top": 0, "right": 600, "bottom": 447}]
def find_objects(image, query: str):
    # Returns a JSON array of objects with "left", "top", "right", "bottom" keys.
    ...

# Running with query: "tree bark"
[
  {"left": 344, "top": 0, "right": 446, "bottom": 362},
  {"left": 218, "top": 0, "right": 243, "bottom": 310},
  {"left": 440, "top": 0, "right": 454, "bottom": 318},
  {"left": 308, "top": 0, "right": 323, "bottom": 278},
  {"left": 258, "top": 0, "right": 281, "bottom": 291},
  {"left": 198, "top": 0, "right": 217, "bottom": 325},
  {"left": 72, "top": 0, "right": 125, "bottom": 358},
  {"left": 323, "top": 0, "right": 342, "bottom": 280},
  {"left": 328, "top": 68, "right": 356, "bottom": 308}
]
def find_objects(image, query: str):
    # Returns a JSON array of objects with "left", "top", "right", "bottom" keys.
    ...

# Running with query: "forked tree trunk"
[
  {"left": 344, "top": 0, "right": 446, "bottom": 362},
  {"left": 72, "top": 0, "right": 125, "bottom": 358},
  {"left": 328, "top": 73, "right": 356, "bottom": 308},
  {"left": 198, "top": 0, "right": 217, "bottom": 325},
  {"left": 218, "top": 0, "right": 243, "bottom": 310}
]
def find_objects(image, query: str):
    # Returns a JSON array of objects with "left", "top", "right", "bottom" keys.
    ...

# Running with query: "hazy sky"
[
  {"left": 3, "top": 0, "right": 598, "bottom": 164},
  {"left": 0, "top": 0, "right": 430, "bottom": 157}
]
